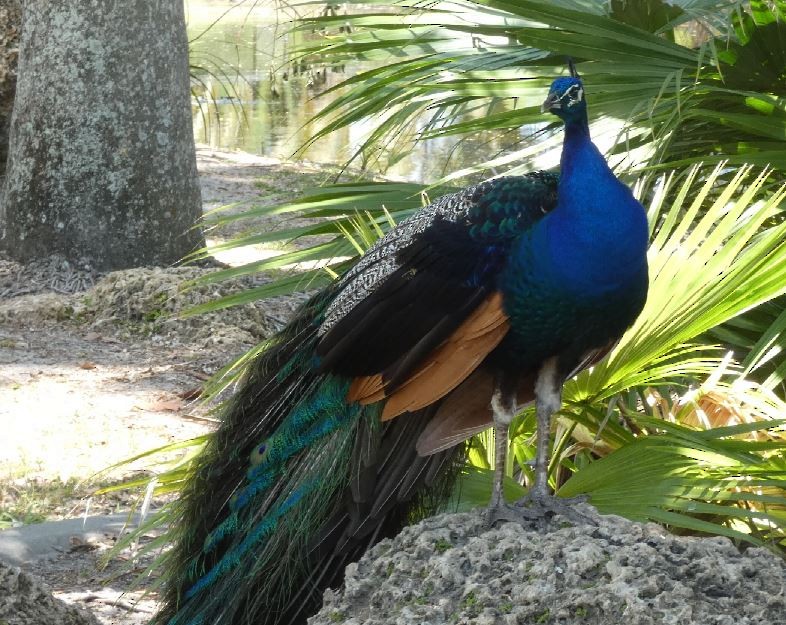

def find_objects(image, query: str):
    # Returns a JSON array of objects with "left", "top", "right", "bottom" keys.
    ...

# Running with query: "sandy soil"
[{"left": 0, "top": 147, "right": 344, "bottom": 624}]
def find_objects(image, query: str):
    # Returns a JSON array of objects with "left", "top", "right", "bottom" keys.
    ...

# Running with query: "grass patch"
[
  {"left": 461, "top": 591, "right": 481, "bottom": 617},
  {"left": 0, "top": 476, "right": 141, "bottom": 529},
  {"left": 0, "top": 478, "right": 79, "bottom": 528},
  {"left": 434, "top": 537, "right": 453, "bottom": 553}
]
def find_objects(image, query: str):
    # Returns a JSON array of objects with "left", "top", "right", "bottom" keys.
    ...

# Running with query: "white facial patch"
[{"left": 561, "top": 84, "right": 583, "bottom": 107}]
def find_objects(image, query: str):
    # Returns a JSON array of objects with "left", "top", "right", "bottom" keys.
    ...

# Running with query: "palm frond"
[{"left": 286, "top": 0, "right": 785, "bottom": 176}]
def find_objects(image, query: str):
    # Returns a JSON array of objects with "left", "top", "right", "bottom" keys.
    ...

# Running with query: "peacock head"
[{"left": 541, "top": 76, "right": 587, "bottom": 125}]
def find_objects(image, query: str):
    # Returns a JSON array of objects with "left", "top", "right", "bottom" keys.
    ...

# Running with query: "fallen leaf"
[
  {"left": 177, "top": 386, "right": 203, "bottom": 401},
  {"left": 148, "top": 398, "right": 184, "bottom": 412},
  {"left": 189, "top": 370, "right": 211, "bottom": 381}
]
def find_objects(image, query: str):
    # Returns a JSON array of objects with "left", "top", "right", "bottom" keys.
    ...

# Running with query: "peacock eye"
[{"left": 250, "top": 443, "right": 268, "bottom": 466}]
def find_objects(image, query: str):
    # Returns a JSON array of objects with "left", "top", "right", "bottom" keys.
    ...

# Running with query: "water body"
[{"left": 187, "top": 3, "right": 523, "bottom": 183}]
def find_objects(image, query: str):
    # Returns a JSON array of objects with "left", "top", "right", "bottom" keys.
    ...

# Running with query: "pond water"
[{"left": 186, "top": 2, "right": 524, "bottom": 183}]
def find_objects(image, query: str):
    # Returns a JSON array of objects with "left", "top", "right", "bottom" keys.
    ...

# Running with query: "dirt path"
[{"left": 0, "top": 147, "right": 341, "bottom": 624}]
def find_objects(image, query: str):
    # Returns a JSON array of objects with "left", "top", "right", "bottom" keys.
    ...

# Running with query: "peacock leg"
[
  {"left": 485, "top": 375, "right": 517, "bottom": 526},
  {"left": 531, "top": 357, "right": 561, "bottom": 499},
  {"left": 512, "top": 357, "right": 595, "bottom": 527}
]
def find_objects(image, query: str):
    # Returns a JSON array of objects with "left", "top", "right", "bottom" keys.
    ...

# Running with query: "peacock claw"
[
  {"left": 486, "top": 492, "right": 596, "bottom": 530},
  {"left": 485, "top": 502, "right": 523, "bottom": 528}
]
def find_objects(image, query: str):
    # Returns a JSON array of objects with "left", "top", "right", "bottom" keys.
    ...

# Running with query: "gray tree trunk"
[
  {"left": 0, "top": 0, "right": 21, "bottom": 180},
  {"left": 0, "top": 0, "right": 205, "bottom": 270}
]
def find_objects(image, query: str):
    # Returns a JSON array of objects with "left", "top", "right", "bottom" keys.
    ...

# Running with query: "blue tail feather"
[
  {"left": 172, "top": 375, "right": 368, "bottom": 623},
  {"left": 202, "top": 378, "right": 359, "bottom": 555},
  {"left": 184, "top": 481, "right": 315, "bottom": 602}
]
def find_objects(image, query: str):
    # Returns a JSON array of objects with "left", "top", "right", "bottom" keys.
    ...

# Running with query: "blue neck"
[
  {"left": 528, "top": 114, "right": 649, "bottom": 297},
  {"left": 562, "top": 115, "right": 591, "bottom": 168},
  {"left": 559, "top": 116, "right": 613, "bottom": 195}
]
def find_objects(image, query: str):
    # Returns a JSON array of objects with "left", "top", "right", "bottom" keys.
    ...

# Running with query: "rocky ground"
[
  {"left": 311, "top": 507, "right": 786, "bottom": 625},
  {"left": 0, "top": 147, "right": 343, "bottom": 624}
]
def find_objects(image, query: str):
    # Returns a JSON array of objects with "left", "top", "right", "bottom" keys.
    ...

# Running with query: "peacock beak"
[{"left": 541, "top": 92, "right": 561, "bottom": 113}]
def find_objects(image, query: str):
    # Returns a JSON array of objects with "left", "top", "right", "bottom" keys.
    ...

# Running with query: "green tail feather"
[{"left": 154, "top": 288, "right": 464, "bottom": 625}]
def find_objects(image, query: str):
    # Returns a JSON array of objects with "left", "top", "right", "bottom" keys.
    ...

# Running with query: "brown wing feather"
[
  {"left": 415, "top": 341, "right": 619, "bottom": 456},
  {"left": 347, "top": 374, "right": 386, "bottom": 405},
  {"left": 379, "top": 293, "right": 509, "bottom": 419},
  {"left": 347, "top": 292, "right": 509, "bottom": 420},
  {"left": 415, "top": 368, "right": 496, "bottom": 456},
  {"left": 416, "top": 369, "right": 539, "bottom": 455}
]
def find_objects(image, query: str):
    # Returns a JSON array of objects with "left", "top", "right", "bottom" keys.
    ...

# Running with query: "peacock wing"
[
  {"left": 316, "top": 173, "right": 558, "bottom": 419},
  {"left": 350, "top": 291, "right": 509, "bottom": 419}
]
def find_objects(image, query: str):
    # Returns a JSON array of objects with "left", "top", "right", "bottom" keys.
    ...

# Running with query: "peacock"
[{"left": 154, "top": 64, "right": 649, "bottom": 625}]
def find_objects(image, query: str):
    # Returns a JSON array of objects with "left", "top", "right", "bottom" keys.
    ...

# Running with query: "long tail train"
[{"left": 154, "top": 288, "right": 465, "bottom": 625}]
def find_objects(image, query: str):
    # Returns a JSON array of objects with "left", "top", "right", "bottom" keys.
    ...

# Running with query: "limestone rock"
[
  {"left": 310, "top": 506, "right": 786, "bottom": 625},
  {"left": 0, "top": 558, "right": 99, "bottom": 625}
]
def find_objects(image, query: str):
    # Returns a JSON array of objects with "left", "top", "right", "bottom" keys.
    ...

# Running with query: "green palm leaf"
[
  {"left": 576, "top": 164, "right": 786, "bottom": 402},
  {"left": 288, "top": 0, "right": 785, "bottom": 176}
]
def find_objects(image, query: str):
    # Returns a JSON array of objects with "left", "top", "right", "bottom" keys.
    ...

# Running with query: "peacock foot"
[
  {"left": 486, "top": 491, "right": 597, "bottom": 530},
  {"left": 485, "top": 502, "right": 527, "bottom": 527}
]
